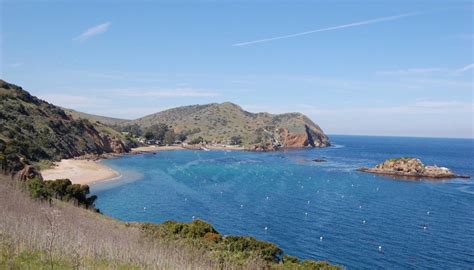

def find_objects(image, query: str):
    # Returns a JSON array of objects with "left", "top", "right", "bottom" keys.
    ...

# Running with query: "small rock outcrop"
[{"left": 358, "top": 158, "right": 470, "bottom": 179}]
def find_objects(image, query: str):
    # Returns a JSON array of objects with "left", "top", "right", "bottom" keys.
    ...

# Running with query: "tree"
[
  {"left": 163, "top": 130, "right": 176, "bottom": 145},
  {"left": 144, "top": 131, "right": 154, "bottom": 140},
  {"left": 26, "top": 178, "right": 50, "bottom": 199},
  {"left": 44, "top": 179, "right": 72, "bottom": 200},
  {"left": 230, "top": 135, "right": 242, "bottom": 145},
  {"left": 176, "top": 131, "right": 188, "bottom": 142},
  {"left": 146, "top": 123, "right": 169, "bottom": 142},
  {"left": 122, "top": 124, "right": 142, "bottom": 136},
  {"left": 189, "top": 136, "right": 204, "bottom": 145}
]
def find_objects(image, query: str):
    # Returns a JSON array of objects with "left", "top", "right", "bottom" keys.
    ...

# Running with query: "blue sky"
[{"left": 1, "top": 0, "right": 473, "bottom": 138}]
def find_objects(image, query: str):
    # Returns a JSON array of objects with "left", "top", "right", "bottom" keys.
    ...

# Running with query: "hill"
[
  {"left": 64, "top": 108, "right": 132, "bottom": 126},
  {"left": 0, "top": 80, "right": 132, "bottom": 168},
  {"left": 132, "top": 102, "right": 329, "bottom": 149}
]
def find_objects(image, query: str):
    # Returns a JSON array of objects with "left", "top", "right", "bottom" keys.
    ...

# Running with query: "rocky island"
[{"left": 358, "top": 157, "right": 470, "bottom": 180}]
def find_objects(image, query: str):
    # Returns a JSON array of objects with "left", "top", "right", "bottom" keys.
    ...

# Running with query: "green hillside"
[
  {"left": 0, "top": 80, "right": 132, "bottom": 167},
  {"left": 132, "top": 102, "right": 330, "bottom": 148}
]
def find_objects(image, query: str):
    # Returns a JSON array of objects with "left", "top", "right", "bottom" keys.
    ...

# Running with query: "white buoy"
[
  {"left": 351, "top": 184, "right": 354, "bottom": 187},
  {"left": 192, "top": 216, "right": 195, "bottom": 220},
  {"left": 264, "top": 226, "right": 268, "bottom": 231},
  {"left": 301, "top": 185, "right": 304, "bottom": 189},
  {"left": 143, "top": 207, "right": 146, "bottom": 210},
  {"left": 305, "top": 212, "right": 308, "bottom": 216},
  {"left": 427, "top": 211, "right": 430, "bottom": 215},
  {"left": 376, "top": 187, "right": 379, "bottom": 191},
  {"left": 240, "top": 204, "right": 244, "bottom": 208},
  {"left": 363, "top": 220, "right": 366, "bottom": 224},
  {"left": 266, "top": 196, "right": 269, "bottom": 200},
  {"left": 359, "top": 205, "right": 362, "bottom": 209},
  {"left": 184, "top": 198, "right": 187, "bottom": 201},
  {"left": 378, "top": 246, "right": 382, "bottom": 251},
  {"left": 320, "top": 236, "right": 323, "bottom": 241},
  {"left": 423, "top": 226, "right": 427, "bottom": 230},
  {"left": 307, "top": 200, "right": 310, "bottom": 204}
]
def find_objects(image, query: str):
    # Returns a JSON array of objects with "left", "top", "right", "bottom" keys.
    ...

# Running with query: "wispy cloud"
[
  {"left": 9, "top": 62, "right": 23, "bottom": 68},
  {"left": 74, "top": 22, "right": 111, "bottom": 42},
  {"left": 233, "top": 12, "right": 419, "bottom": 46},
  {"left": 376, "top": 68, "right": 446, "bottom": 76},
  {"left": 39, "top": 94, "right": 111, "bottom": 109},
  {"left": 119, "top": 88, "right": 219, "bottom": 98},
  {"left": 454, "top": 63, "right": 474, "bottom": 74}
]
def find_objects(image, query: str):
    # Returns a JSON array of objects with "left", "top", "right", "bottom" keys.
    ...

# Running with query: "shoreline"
[
  {"left": 40, "top": 144, "right": 245, "bottom": 185},
  {"left": 40, "top": 143, "right": 320, "bottom": 185},
  {"left": 41, "top": 159, "right": 121, "bottom": 185}
]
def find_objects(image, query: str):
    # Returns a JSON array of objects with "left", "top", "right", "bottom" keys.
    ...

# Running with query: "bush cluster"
[
  {"left": 138, "top": 220, "right": 340, "bottom": 269},
  {"left": 25, "top": 178, "right": 98, "bottom": 210}
]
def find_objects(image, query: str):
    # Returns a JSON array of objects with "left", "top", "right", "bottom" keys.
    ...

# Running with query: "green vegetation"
[
  {"left": 0, "top": 80, "right": 131, "bottom": 163},
  {"left": 25, "top": 178, "right": 98, "bottom": 210},
  {"left": 35, "top": 159, "right": 55, "bottom": 170},
  {"left": 230, "top": 135, "right": 243, "bottom": 145},
  {"left": 130, "top": 102, "right": 329, "bottom": 146},
  {"left": 189, "top": 136, "right": 204, "bottom": 145},
  {"left": 387, "top": 157, "right": 415, "bottom": 161},
  {"left": 64, "top": 101, "right": 329, "bottom": 148},
  {"left": 138, "top": 220, "right": 340, "bottom": 269},
  {"left": 0, "top": 244, "right": 140, "bottom": 270}
]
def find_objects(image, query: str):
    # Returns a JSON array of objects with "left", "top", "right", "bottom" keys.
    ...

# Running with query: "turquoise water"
[{"left": 94, "top": 135, "right": 474, "bottom": 269}]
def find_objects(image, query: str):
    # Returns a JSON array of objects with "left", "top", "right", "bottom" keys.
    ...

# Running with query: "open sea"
[{"left": 94, "top": 135, "right": 474, "bottom": 269}]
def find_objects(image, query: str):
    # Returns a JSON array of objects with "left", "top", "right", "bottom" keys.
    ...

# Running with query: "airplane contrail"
[{"left": 232, "top": 12, "right": 419, "bottom": 47}]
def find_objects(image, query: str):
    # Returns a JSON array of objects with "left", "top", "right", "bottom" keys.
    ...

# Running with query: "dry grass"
[{"left": 0, "top": 175, "right": 265, "bottom": 269}]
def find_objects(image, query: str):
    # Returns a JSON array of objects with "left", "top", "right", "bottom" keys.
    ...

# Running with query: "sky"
[{"left": 1, "top": 0, "right": 473, "bottom": 138}]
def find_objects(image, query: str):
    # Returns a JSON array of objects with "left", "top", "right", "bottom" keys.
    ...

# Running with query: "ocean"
[{"left": 94, "top": 135, "right": 474, "bottom": 269}]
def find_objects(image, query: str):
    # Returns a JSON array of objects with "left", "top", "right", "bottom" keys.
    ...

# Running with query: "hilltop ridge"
[{"left": 71, "top": 101, "right": 330, "bottom": 150}]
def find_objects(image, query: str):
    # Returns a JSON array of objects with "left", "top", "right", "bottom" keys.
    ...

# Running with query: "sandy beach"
[
  {"left": 41, "top": 144, "right": 245, "bottom": 185},
  {"left": 131, "top": 145, "right": 185, "bottom": 153},
  {"left": 41, "top": 159, "right": 120, "bottom": 185}
]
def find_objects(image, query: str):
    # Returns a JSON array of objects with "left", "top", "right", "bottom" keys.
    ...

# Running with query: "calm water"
[{"left": 94, "top": 135, "right": 474, "bottom": 269}]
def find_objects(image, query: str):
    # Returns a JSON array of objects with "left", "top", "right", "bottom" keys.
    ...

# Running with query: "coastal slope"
[
  {"left": 0, "top": 80, "right": 131, "bottom": 164},
  {"left": 133, "top": 102, "right": 330, "bottom": 149}
]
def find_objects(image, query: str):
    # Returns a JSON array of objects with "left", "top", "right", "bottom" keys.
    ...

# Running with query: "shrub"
[
  {"left": 189, "top": 136, "right": 204, "bottom": 145},
  {"left": 25, "top": 178, "right": 49, "bottom": 199},
  {"left": 25, "top": 178, "right": 97, "bottom": 209},
  {"left": 223, "top": 236, "right": 282, "bottom": 263},
  {"left": 203, "top": 232, "right": 221, "bottom": 243},
  {"left": 163, "top": 130, "right": 176, "bottom": 145},
  {"left": 230, "top": 135, "right": 242, "bottom": 145}
]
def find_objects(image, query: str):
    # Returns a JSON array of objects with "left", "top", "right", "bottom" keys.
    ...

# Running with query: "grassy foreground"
[{"left": 0, "top": 175, "right": 341, "bottom": 270}]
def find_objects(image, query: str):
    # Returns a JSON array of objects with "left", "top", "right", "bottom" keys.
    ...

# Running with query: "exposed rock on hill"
[
  {"left": 358, "top": 157, "right": 470, "bottom": 179},
  {"left": 0, "top": 80, "right": 130, "bottom": 164}
]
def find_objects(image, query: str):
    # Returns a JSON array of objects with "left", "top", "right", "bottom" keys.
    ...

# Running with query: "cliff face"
[
  {"left": 0, "top": 80, "right": 129, "bottom": 162},
  {"left": 277, "top": 125, "right": 329, "bottom": 148}
]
